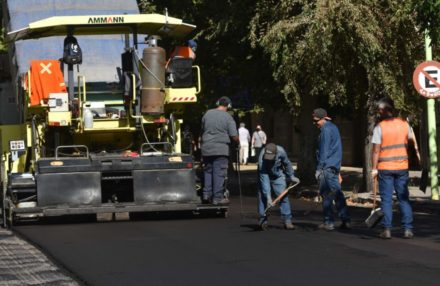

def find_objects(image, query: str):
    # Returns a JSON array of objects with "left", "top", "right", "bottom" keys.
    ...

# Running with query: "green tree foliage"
[
  {"left": 250, "top": 0, "right": 423, "bottom": 114},
  {"left": 413, "top": 0, "right": 440, "bottom": 44},
  {"left": 0, "top": 4, "right": 6, "bottom": 52},
  {"left": 0, "top": 28, "right": 6, "bottom": 52},
  {"left": 249, "top": 0, "right": 425, "bottom": 185}
]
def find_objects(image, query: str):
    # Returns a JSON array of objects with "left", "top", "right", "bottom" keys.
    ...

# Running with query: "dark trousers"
[
  {"left": 319, "top": 168, "right": 350, "bottom": 224},
  {"left": 252, "top": 147, "right": 263, "bottom": 163},
  {"left": 203, "top": 156, "right": 229, "bottom": 201}
]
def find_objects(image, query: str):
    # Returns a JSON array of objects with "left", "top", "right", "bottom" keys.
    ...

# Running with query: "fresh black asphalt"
[{"left": 13, "top": 197, "right": 440, "bottom": 286}]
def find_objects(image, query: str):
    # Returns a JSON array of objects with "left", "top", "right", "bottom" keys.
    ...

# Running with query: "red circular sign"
[{"left": 413, "top": 61, "right": 440, "bottom": 99}]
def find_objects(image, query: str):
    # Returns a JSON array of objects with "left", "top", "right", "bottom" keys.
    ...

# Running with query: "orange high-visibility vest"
[
  {"left": 378, "top": 118, "right": 409, "bottom": 170},
  {"left": 169, "top": 46, "right": 195, "bottom": 59}
]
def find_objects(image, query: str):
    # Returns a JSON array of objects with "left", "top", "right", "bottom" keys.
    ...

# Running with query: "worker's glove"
[
  {"left": 371, "top": 169, "right": 378, "bottom": 178},
  {"left": 315, "top": 170, "right": 322, "bottom": 181},
  {"left": 290, "top": 176, "right": 300, "bottom": 184}
]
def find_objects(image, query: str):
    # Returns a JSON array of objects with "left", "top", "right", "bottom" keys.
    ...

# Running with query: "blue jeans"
[
  {"left": 258, "top": 174, "right": 292, "bottom": 223},
  {"left": 203, "top": 156, "right": 229, "bottom": 201},
  {"left": 319, "top": 168, "right": 350, "bottom": 224},
  {"left": 378, "top": 170, "right": 413, "bottom": 230}
]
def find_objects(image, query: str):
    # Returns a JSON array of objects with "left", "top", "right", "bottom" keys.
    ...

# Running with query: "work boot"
[
  {"left": 379, "top": 228, "right": 392, "bottom": 239},
  {"left": 202, "top": 196, "right": 211, "bottom": 204},
  {"left": 403, "top": 229, "right": 414, "bottom": 239},
  {"left": 339, "top": 221, "right": 352, "bottom": 230},
  {"left": 212, "top": 198, "right": 230, "bottom": 206},
  {"left": 284, "top": 222, "right": 296, "bottom": 230},
  {"left": 318, "top": 223, "right": 335, "bottom": 231}
]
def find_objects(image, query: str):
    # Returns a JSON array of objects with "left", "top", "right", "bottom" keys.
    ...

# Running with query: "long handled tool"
[
  {"left": 260, "top": 181, "right": 300, "bottom": 225},
  {"left": 236, "top": 146, "right": 244, "bottom": 218},
  {"left": 365, "top": 177, "right": 384, "bottom": 228}
]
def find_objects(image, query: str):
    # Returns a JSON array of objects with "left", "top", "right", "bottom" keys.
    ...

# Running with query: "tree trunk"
[
  {"left": 362, "top": 95, "right": 377, "bottom": 193},
  {"left": 296, "top": 96, "right": 319, "bottom": 185}
]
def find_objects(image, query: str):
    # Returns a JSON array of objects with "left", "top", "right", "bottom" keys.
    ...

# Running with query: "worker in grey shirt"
[{"left": 201, "top": 96, "right": 239, "bottom": 205}]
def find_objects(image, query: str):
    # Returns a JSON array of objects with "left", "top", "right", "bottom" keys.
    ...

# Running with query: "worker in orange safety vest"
[{"left": 371, "top": 97, "right": 419, "bottom": 240}]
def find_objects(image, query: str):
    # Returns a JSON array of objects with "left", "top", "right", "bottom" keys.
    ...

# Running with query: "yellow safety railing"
[
  {"left": 27, "top": 71, "right": 32, "bottom": 104},
  {"left": 77, "top": 75, "right": 86, "bottom": 130},
  {"left": 75, "top": 74, "right": 137, "bottom": 132},
  {"left": 130, "top": 73, "right": 143, "bottom": 119},
  {"left": 193, "top": 65, "right": 201, "bottom": 94}
]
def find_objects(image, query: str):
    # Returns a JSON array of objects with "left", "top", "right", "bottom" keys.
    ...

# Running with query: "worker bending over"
[{"left": 258, "top": 143, "right": 300, "bottom": 230}]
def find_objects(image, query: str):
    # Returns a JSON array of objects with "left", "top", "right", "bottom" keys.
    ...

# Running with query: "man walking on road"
[
  {"left": 258, "top": 143, "right": 300, "bottom": 230},
  {"left": 371, "top": 97, "right": 416, "bottom": 239},
  {"left": 238, "top": 123, "right": 250, "bottom": 165},
  {"left": 252, "top": 125, "right": 267, "bottom": 161},
  {"left": 200, "top": 96, "right": 239, "bottom": 205},
  {"left": 313, "top": 108, "right": 351, "bottom": 231}
]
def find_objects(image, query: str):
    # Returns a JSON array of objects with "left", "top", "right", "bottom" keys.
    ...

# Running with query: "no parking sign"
[{"left": 413, "top": 61, "right": 440, "bottom": 98}]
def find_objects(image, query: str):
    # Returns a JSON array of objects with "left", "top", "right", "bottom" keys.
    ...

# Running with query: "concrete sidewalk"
[{"left": 231, "top": 163, "right": 438, "bottom": 204}]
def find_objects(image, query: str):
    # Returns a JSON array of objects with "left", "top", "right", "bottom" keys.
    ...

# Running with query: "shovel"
[
  {"left": 365, "top": 177, "right": 384, "bottom": 228},
  {"left": 260, "top": 181, "right": 300, "bottom": 227}
]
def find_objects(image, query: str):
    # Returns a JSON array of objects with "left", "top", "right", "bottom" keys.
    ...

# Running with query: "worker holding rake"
[{"left": 257, "top": 143, "right": 300, "bottom": 230}]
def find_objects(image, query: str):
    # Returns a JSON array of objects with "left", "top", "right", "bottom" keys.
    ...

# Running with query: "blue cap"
[{"left": 188, "top": 39, "right": 197, "bottom": 49}]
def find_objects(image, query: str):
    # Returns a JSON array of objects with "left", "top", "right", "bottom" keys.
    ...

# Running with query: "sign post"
[{"left": 412, "top": 34, "right": 439, "bottom": 200}]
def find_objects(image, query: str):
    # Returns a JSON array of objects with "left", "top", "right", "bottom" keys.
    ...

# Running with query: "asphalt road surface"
[{"left": 13, "top": 197, "right": 440, "bottom": 286}]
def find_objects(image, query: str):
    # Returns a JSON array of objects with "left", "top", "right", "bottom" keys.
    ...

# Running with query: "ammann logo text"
[{"left": 88, "top": 16, "right": 124, "bottom": 24}]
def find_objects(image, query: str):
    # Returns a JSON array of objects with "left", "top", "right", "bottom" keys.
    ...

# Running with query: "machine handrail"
[
  {"left": 130, "top": 73, "right": 143, "bottom": 119},
  {"left": 193, "top": 65, "right": 201, "bottom": 94},
  {"left": 78, "top": 75, "right": 87, "bottom": 102},
  {"left": 77, "top": 75, "right": 86, "bottom": 128},
  {"left": 132, "top": 73, "right": 137, "bottom": 102},
  {"left": 55, "top": 145, "right": 89, "bottom": 159},
  {"left": 27, "top": 71, "right": 32, "bottom": 105}
]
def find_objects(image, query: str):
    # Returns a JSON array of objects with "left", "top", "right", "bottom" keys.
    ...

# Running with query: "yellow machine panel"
[{"left": 48, "top": 112, "right": 72, "bottom": 126}]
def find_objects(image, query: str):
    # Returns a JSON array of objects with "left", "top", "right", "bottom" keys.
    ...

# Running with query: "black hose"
[{"left": 31, "top": 115, "right": 38, "bottom": 161}]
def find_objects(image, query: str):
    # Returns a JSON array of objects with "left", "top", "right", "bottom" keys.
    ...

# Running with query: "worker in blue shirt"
[
  {"left": 258, "top": 143, "right": 300, "bottom": 230},
  {"left": 313, "top": 108, "right": 351, "bottom": 231}
]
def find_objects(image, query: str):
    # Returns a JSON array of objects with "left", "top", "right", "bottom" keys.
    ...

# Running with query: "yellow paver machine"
[{"left": 0, "top": 5, "right": 226, "bottom": 226}]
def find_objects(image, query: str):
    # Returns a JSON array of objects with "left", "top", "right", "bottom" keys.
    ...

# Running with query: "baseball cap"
[
  {"left": 217, "top": 96, "right": 232, "bottom": 108},
  {"left": 313, "top": 108, "right": 332, "bottom": 121},
  {"left": 263, "top": 143, "right": 277, "bottom": 160},
  {"left": 188, "top": 39, "right": 197, "bottom": 51}
]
